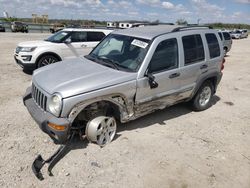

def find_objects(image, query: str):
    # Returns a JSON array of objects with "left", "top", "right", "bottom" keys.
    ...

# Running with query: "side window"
[
  {"left": 70, "top": 32, "right": 87, "bottom": 42},
  {"left": 218, "top": 32, "right": 223, "bottom": 40},
  {"left": 222, "top": 32, "right": 231, "bottom": 40},
  {"left": 182, "top": 34, "right": 205, "bottom": 65},
  {"left": 149, "top": 38, "right": 178, "bottom": 73},
  {"left": 205, "top": 33, "right": 220, "bottom": 59},
  {"left": 87, "top": 32, "right": 106, "bottom": 42}
]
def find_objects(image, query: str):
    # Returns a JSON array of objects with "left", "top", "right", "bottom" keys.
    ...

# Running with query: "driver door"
[{"left": 135, "top": 38, "right": 182, "bottom": 113}]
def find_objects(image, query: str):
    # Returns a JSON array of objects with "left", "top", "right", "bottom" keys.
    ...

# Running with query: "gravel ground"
[{"left": 0, "top": 33, "right": 250, "bottom": 188}]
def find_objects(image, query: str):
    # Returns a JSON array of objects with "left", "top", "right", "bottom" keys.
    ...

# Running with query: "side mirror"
[
  {"left": 145, "top": 71, "right": 158, "bottom": 89},
  {"left": 64, "top": 38, "right": 71, "bottom": 44}
]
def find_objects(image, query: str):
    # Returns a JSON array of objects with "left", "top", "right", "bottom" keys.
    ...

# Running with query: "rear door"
[
  {"left": 63, "top": 31, "right": 107, "bottom": 57},
  {"left": 178, "top": 33, "right": 206, "bottom": 94}
]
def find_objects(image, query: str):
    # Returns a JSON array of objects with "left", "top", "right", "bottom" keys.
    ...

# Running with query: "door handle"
[
  {"left": 169, "top": 72, "right": 180, "bottom": 79},
  {"left": 200, "top": 64, "right": 208, "bottom": 69},
  {"left": 81, "top": 44, "right": 87, "bottom": 48}
]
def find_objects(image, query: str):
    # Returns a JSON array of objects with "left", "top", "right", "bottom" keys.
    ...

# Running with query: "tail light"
[{"left": 221, "top": 57, "right": 225, "bottom": 71}]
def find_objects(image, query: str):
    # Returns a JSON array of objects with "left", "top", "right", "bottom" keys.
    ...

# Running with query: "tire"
[
  {"left": 191, "top": 81, "right": 214, "bottom": 111},
  {"left": 37, "top": 55, "right": 59, "bottom": 68},
  {"left": 86, "top": 116, "right": 117, "bottom": 146},
  {"left": 223, "top": 47, "right": 227, "bottom": 56}
]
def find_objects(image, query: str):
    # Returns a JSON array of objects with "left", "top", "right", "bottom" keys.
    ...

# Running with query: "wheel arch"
[
  {"left": 68, "top": 94, "right": 132, "bottom": 124},
  {"left": 191, "top": 74, "right": 219, "bottom": 100},
  {"left": 35, "top": 52, "right": 62, "bottom": 68}
]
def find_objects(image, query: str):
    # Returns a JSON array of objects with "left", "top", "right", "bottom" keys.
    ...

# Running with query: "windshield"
[
  {"left": 86, "top": 34, "right": 150, "bottom": 72},
  {"left": 45, "top": 30, "right": 70, "bottom": 43}
]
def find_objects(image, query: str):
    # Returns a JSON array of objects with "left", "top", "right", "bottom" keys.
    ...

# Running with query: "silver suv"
[
  {"left": 23, "top": 25, "right": 224, "bottom": 146},
  {"left": 218, "top": 31, "right": 232, "bottom": 55}
]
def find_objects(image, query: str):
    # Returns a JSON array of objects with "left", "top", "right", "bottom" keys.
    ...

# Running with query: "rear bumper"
[{"left": 23, "top": 87, "right": 70, "bottom": 144}]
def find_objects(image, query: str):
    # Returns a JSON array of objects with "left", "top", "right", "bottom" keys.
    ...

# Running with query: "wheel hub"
[
  {"left": 86, "top": 116, "right": 117, "bottom": 146},
  {"left": 199, "top": 86, "right": 212, "bottom": 106}
]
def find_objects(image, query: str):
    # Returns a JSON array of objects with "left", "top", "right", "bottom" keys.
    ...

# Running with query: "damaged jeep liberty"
[{"left": 23, "top": 25, "right": 224, "bottom": 147}]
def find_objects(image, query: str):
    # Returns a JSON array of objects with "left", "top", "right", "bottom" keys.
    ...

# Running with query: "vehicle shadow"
[
  {"left": 116, "top": 95, "right": 221, "bottom": 134},
  {"left": 22, "top": 69, "right": 33, "bottom": 75}
]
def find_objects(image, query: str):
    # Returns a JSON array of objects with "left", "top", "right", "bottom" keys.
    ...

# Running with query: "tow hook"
[{"left": 32, "top": 130, "right": 81, "bottom": 180}]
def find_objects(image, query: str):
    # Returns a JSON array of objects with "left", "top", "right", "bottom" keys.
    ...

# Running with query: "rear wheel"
[
  {"left": 86, "top": 116, "right": 117, "bottom": 147},
  {"left": 223, "top": 47, "right": 227, "bottom": 56},
  {"left": 37, "top": 55, "right": 59, "bottom": 68},
  {"left": 191, "top": 81, "right": 214, "bottom": 111}
]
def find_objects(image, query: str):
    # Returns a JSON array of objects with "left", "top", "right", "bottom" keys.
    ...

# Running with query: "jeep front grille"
[{"left": 32, "top": 84, "right": 47, "bottom": 111}]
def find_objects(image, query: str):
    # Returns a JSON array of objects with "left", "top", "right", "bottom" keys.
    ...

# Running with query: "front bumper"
[
  {"left": 14, "top": 52, "right": 36, "bottom": 70},
  {"left": 23, "top": 87, "right": 70, "bottom": 144}
]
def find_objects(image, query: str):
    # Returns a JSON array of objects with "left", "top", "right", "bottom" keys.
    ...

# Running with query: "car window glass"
[
  {"left": 205, "top": 33, "right": 220, "bottom": 59},
  {"left": 222, "top": 32, "right": 231, "bottom": 40},
  {"left": 149, "top": 38, "right": 178, "bottom": 73},
  {"left": 182, "top": 34, "right": 205, "bottom": 65},
  {"left": 70, "top": 32, "right": 87, "bottom": 42},
  {"left": 87, "top": 32, "right": 105, "bottom": 42},
  {"left": 98, "top": 37, "right": 123, "bottom": 56}
]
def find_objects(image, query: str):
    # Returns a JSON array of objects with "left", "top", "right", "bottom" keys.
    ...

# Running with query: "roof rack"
[{"left": 172, "top": 25, "right": 213, "bottom": 32}]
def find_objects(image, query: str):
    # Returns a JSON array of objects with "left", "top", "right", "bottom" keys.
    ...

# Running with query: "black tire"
[
  {"left": 223, "top": 47, "right": 227, "bottom": 56},
  {"left": 191, "top": 81, "right": 214, "bottom": 111},
  {"left": 37, "top": 55, "right": 59, "bottom": 68}
]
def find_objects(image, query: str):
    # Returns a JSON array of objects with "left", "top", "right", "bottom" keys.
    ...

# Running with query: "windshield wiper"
[{"left": 97, "top": 56, "right": 120, "bottom": 70}]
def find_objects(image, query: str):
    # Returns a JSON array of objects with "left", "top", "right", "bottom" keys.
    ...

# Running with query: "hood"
[
  {"left": 18, "top": 40, "right": 52, "bottom": 47},
  {"left": 33, "top": 57, "right": 137, "bottom": 98}
]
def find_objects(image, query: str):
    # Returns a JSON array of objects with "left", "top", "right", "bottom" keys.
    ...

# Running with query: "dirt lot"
[{"left": 0, "top": 33, "right": 249, "bottom": 188}]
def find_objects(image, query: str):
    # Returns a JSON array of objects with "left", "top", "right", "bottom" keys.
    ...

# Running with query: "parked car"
[
  {"left": 14, "top": 28, "right": 112, "bottom": 70},
  {"left": 11, "top": 21, "right": 28, "bottom": 33},
  {"left": 231, "top": 30, "right": 243, "bottom": 39},
  {"left": 239, "top": 29, "right": 248, "bottom": 38},
  {"left": 49, "top": 23, "right": 65, "bottom": 33},
  {"left": 0, "top": 21, "right": 5, "bottom": 32},
  {"left": 218, "top": 31, "right": 232, "bottom": 55},
  {"left": 23, "top": 25, "right": 224, "bottom": 146}
]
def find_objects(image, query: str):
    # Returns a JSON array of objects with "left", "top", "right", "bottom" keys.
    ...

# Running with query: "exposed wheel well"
[
  {"left": 35, "top": 52, "right": 62, "bottom": 68},
  {"left": 72, "top": 100, "right": 121, "bottom": 128},
  {"left": 206, "top": 77, "right": 217, "bottom": 92}
]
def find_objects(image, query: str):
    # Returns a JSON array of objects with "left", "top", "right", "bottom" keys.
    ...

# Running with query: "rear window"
[
  {"left": 87, "top": 32, "right": 106, "bottom": 42},
  {"left": 205, "top": 33, "right": 220, "bottom": 59},
  {"left": 182, "top": 34, "right": 205, "bottom": 65},
  {"left": 222, "top": 32, "right": 231, "bottom": 40}
]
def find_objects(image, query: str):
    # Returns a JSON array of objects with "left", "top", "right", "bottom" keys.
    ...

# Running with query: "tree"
[{"left": 176, "top": 19, "right": 187, "bottom": 25}]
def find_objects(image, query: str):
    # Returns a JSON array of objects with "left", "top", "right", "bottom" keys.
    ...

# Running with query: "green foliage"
[
  {"left": 3, "top": 17, "right": 18, "bottom": 22},
  {"left": 176, "top": 19, "right": 188, "bottom": 25},
  {"left": 208, "top": 22, "right": 250, "bottom": 30}
]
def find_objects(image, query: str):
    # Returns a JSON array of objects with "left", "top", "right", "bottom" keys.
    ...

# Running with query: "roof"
[
  {"left": 112, "top": 25, "right": 212, "bottom": 40},
  {"left": 112, "top": 25, "right": 179, "bottom": 40},
  {"left": 63, "top": 28, "right": 113, "bottom": 32}
]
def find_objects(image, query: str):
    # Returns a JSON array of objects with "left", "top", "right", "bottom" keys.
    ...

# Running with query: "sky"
[{"left": 0, "top": 0, "right": 250, "bottom": 24}]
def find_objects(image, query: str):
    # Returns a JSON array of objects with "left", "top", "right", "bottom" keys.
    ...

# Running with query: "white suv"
[{"left": 14, "top": 28, "right": 112, "bottom": 70}]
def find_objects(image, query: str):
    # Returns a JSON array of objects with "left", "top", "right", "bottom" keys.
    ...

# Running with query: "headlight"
[
  {"left": 48, "top": 93, "right": 62, "bottom": 117},
  {"left": 19, "top": 46, "right": 37, "bottom": 52}
]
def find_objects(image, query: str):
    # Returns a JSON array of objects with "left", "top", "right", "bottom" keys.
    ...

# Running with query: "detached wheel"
[
  {"left": 192, "top": 81, "right": 214, "bottom": 111},
  {"left": 37, "top": 55, "right": 59, "bottom": 68},
  {"left": 86, "top": 116, "right": 117, "bottom": 146}
]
